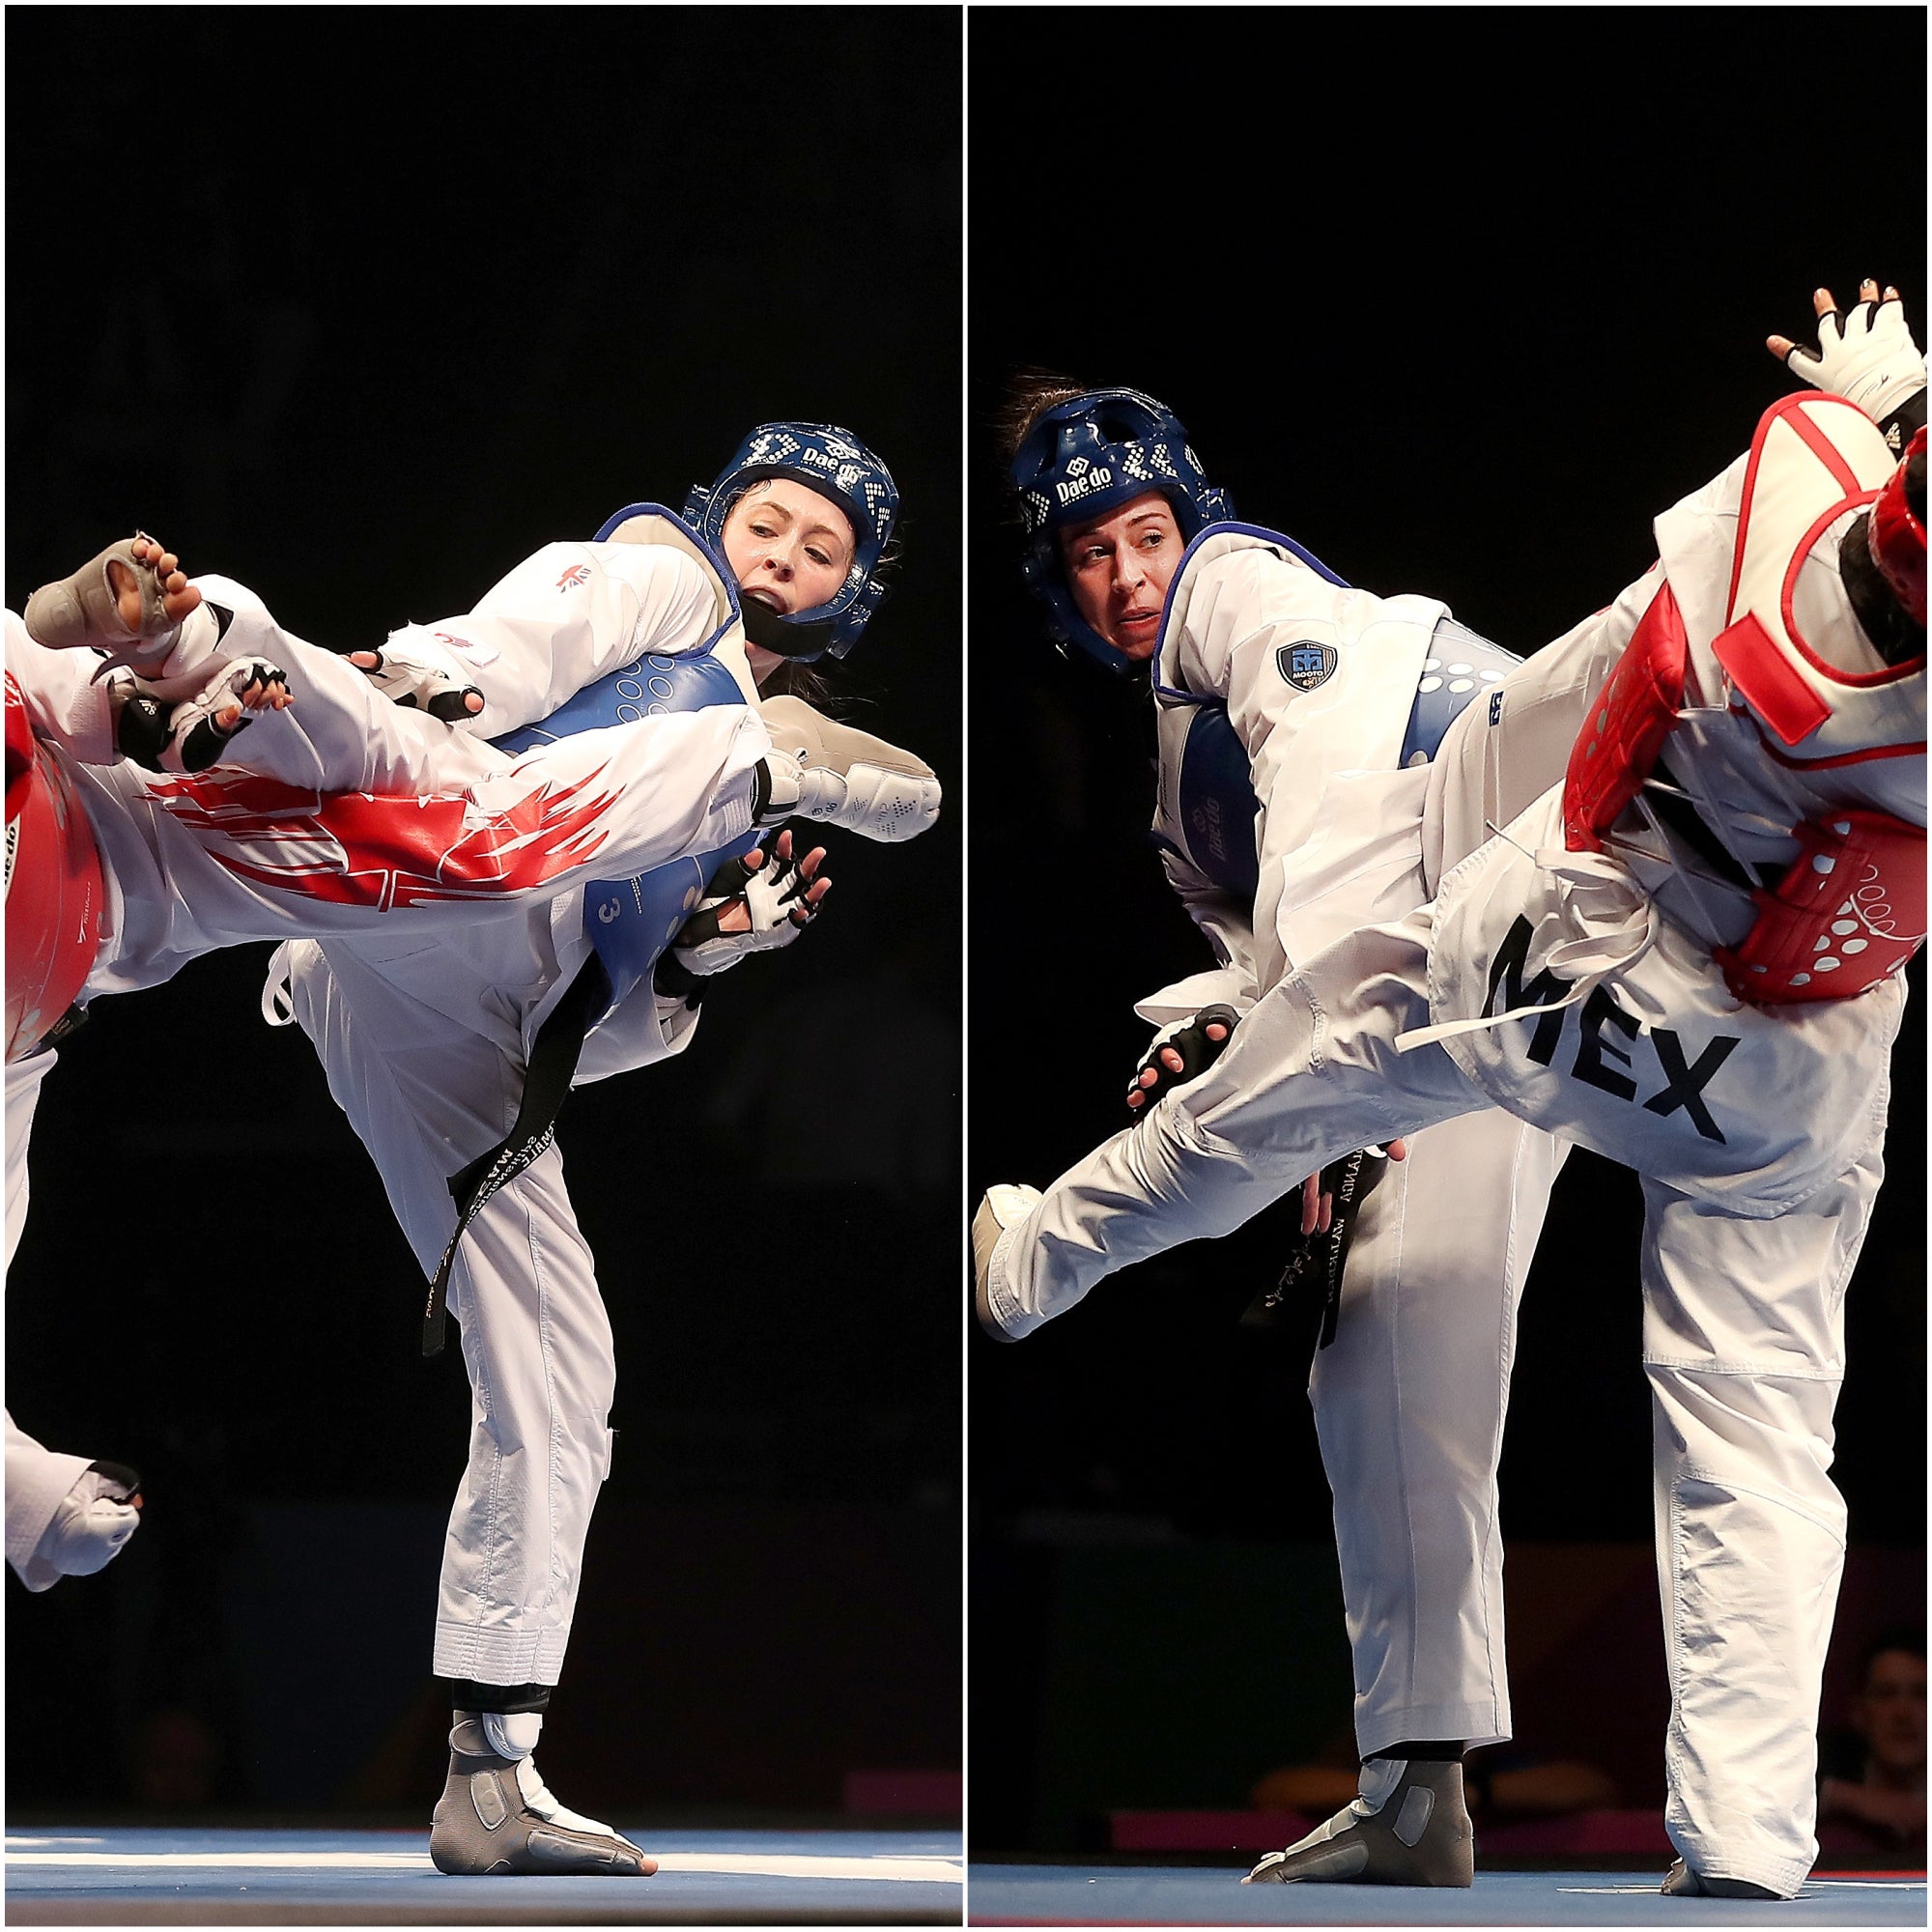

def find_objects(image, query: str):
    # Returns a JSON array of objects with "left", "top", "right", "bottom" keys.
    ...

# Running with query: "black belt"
[{"left": 420, "top": 956, "right": 612, "bottom": 1358}]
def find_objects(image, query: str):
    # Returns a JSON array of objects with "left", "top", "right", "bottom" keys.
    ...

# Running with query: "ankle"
[{"left": 1367, "top": 1740, "right": 1464, "bottom": 1764}]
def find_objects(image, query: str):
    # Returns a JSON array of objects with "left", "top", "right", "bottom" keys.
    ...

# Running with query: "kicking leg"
[{"left": 980, "top": 916, "right": 1484, "bottom": 1338}]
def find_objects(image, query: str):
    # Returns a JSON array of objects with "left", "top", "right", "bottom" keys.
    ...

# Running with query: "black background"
[
  {"left": 968, "top": 7, "right": 1926, "bottom": 1850},
  {"left": 7, "top": 8, "right": 961, "bottom": 1814}
]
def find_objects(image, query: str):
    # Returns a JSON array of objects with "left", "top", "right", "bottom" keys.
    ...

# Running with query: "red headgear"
[{"left": 1867, "top": 425, "right": 1926, "bottom": 628}]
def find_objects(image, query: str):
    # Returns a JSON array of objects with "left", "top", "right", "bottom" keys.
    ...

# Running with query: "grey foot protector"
[
  {"left": 1244, "top": 1758, "right": 1474, "bottom": 1888},
  {"left": 1661, "top": 1858, "right": 1781, "bottom": 1899},
  {"left": 24, "top": 535, "right": 171, "bottom": 658},
  {"left": 757, "top": 694, "right": 941, "bottom": 842},
  {"left": 429, "top": 1714, "right": 653, "bottom": 1876}
]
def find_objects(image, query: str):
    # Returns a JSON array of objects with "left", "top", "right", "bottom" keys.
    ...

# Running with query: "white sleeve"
[
  {"left": 404, "top": 542, "right": 721, "bottom": 737},
  {"left": 1174, "top": 547, "right": 1439, "bottom": 978},
  {"left": 1181, "top": 548, "right": 1432, "bottom": 877},
  {"left": 1137, "top": 842, "right": 1264, "bottom": 1024},
  {"left": 4, "top": 613, "right": 116, "bottom": 765}
]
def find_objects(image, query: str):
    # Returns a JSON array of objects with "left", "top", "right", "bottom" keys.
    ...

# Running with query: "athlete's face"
[
  {"left": 1856, "top": 1649, "right": 1927, "bottom": 1775},
  {"left": 722, "top": 480, "right": 856, "bottom": 620},
  {"left": 1057, "top": 492, "right": 1185, "bottom": 662}
]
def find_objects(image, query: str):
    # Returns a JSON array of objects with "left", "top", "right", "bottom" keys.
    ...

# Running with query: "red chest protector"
[
  {"left": 1563, "top": 397, "right": 1925, "bottom": 1005},
  {"left": 5, "top": 673, "right": 105, "bottom": 1060}
]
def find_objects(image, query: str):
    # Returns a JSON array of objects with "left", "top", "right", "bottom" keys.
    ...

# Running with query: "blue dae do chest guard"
[
  {"left": 494, "top": 505, "right": 758, "bottom": 1023},
  {"left": 1009, "top": 387, "right": 1232, "bottom": 671},
  {"left": 683, "top": 422, "right": 897, "bottom": 662}
]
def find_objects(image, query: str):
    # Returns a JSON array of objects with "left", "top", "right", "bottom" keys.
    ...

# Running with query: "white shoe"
[
  {"left": 756, "top": 695, "right": 941, "bottom": 842},
  {"left": 973, "top": 1184, "right": 1042, "bottom": 1342}
]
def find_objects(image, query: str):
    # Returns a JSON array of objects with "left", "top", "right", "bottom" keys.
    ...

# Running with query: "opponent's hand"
[
  {"left": 669, "top": 830, "right": 830, "bottom": 977},
  {"left": 343, "top": 627, "right": 484, "bottom": 724},
  {"left": 1126, "top": 1005, "right": 1240, "bottom": 1113},
  {"left": 1769, "top": 280, "right": 1925, "bottom": 430}
]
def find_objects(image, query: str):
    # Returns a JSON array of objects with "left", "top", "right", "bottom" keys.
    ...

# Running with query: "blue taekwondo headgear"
[
  {"left": 1009, "top": 387, "right": 1232, "bottom": 671},
  {"left": 683, "top": 422, "right": 898, "bottom": 661}
]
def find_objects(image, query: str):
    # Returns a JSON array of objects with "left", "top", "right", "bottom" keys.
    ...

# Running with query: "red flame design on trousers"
[{"left": 148, "top": 764, "right": 620, "bottom": 910}]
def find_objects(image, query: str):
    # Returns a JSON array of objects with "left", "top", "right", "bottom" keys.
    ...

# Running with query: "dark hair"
[
  {"left": 1859, "top": 1626, "right": 1926, "bottom": 1684},
  {"left": 756, "top": 655, "right": 836, "bottom": 708},
  {"left": 996, "top": 368, "right": 1094, "bottom": 470},
  {"left": 1842, "top": 442, "right": 1927, "bottom": 667},
  {"left": 1842, "top": 511, "right": 1926, "bottom": 667}
]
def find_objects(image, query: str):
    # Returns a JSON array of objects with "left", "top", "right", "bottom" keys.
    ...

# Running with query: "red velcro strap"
[
  {"left": 1715, "top": 809, "right": 1926, "bottom": 1005},
  {"left": 1563, "top": 583, "right": 1688, "bottom": 852},
  {"left": 1710, "top": 613, "right": 1833, "bottom": 747}
]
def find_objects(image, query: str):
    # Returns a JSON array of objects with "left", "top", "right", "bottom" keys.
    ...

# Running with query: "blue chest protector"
[
  {"left": 491, "top": 506, "right": 757, "bottom": 1019},
  {"left": 1152, "top": 523, "right": 1520, "bottom": 904}
]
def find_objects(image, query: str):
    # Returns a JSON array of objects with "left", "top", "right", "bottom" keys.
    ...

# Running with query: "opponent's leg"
[
  {"left": 5, "top": 1424, "right": 143, "bottom": 1594},
  {"left": 3, "top": 1053, "right": 143, "bottom": 1591},
  {"left": 22, "top": 532, "right": 201, "bottom": 663},
  {"left": 1639, "top": 1143, "right": 1881, "bottom": 1900},
  {"left": 979, "top": 916, "right": 1483, "bottom": 1338}
]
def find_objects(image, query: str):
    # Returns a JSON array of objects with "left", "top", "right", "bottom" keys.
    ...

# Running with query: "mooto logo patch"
[{"left": 1277, "top": 640, "right": 1338, "bottom": 692}]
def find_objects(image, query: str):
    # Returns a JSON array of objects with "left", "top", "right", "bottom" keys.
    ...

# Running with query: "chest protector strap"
[
  {"left": 1562, "top": 582, "right": 1688, "bottom": 853},
  {"left": 1713, "top": 809, "right": 1925, "bottom": 1003}
]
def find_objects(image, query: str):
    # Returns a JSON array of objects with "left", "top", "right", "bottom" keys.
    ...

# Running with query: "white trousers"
[
  {"left": 73, "top": 582, "right": 766, "bottom": 1002},
  {"left": 1311, "top": 1110, "right": 1564, "bottom": 1756},
  {"left": 3, "top": 1049, "right": 92, "bottom": 1580},
  {"left": 990, "top": 885, "right": 1882, "bottom": 1891},
  {"left": 286, "top": 930, "right": 610, "bottom": 1687}
]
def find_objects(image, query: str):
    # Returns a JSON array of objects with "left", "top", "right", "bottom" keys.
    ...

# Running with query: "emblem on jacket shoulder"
[{"left": 1277, "top": 640, "right": 1337, "bottom": 692}]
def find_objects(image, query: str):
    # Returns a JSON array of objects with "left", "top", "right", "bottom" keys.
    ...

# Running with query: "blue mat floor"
[
  {"left": 6, "top": 1826, "right": 962, "bottom": 1924},
  {"left": 966, "top": 1862, "right": 1926, "bottom": 1927}
]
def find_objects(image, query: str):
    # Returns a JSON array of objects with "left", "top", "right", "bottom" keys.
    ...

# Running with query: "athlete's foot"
[
  {"left": 973, "top": 1183, "right": 1043, "bottom": 1342},
  {"left": 429, "top": 1712, "right": 657, "bottom": 1877},
  {"left": 1243, "top": 1759, "right": 1475, "bottom": 1888},
  {"left": 1660, "top": 1859, "right": 1783, "bottom": 1900},
  {"left": 755, "top": 696, "right": 941, "bottom": 842},
  {"left": 25, "top": 532, "right": 200, "bottom": 668},
  {"left": 115, "top": 535, "right": 203, "bottom": 633}
]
